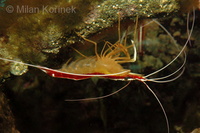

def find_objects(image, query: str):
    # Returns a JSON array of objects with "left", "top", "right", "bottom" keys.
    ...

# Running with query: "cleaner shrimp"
[{"left": 0, "top": 10, "right": 195, "bottom": 133}]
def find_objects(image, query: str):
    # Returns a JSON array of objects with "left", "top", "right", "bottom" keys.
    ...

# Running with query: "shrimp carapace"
[{"left": 60, "top": 57, "right": 129, "bottom": 75}]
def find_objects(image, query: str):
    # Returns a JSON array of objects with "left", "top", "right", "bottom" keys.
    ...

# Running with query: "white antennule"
[{"left": 0, "top": 57, "right": 41, "bottom": 69}]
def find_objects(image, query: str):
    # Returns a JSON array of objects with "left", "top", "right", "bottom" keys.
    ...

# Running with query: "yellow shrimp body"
[{"left": 60, "top": 56, "right": 130, "bottom": 75}]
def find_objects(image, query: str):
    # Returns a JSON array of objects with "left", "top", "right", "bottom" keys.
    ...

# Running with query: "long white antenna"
[
  {"left": 141, "top": 81, "right": 170, "bottom": 133},
  {"left": 145, "top": 10, "right": 195, "bottom": 79},
  {"left": 65, "top": 81, "right": 131, "bottom": 101},
  {"left": 0, "top": 57, "right": 41, "bottom": 69}
]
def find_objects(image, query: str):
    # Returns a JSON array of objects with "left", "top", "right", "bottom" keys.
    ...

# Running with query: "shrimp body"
[
  {"left": 60, "top": 56, "right": 130, "bottom": 75},
  {"left": 38, "top": 38, "right": 136, "bottom": 81}
]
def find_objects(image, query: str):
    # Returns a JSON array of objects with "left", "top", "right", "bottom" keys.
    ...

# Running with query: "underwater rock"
[
  {"left": 0, "top": 91, "right": 20, "bottom": 133},
  {"left": 10, "top": 60, "right": 28, "bottom": 76},
  {"left": 76, "top": 0, "right": 180, "bottom": 37},
  {"left": 191, "top": 128, "right": 200, "bottom": 133}
]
